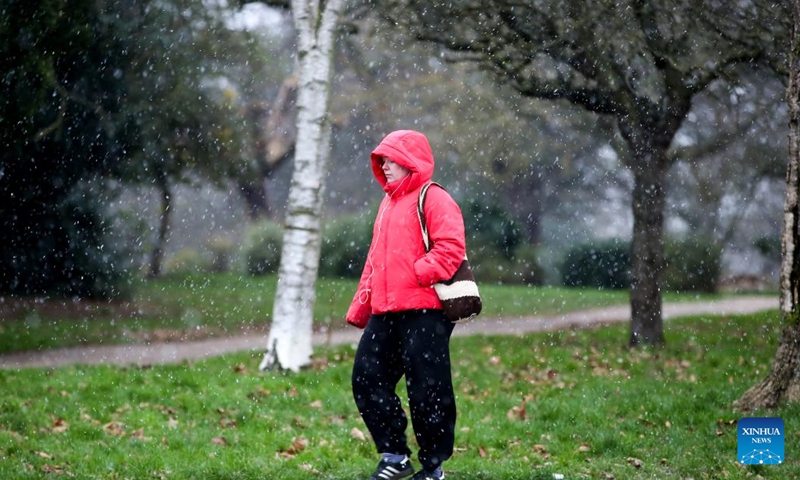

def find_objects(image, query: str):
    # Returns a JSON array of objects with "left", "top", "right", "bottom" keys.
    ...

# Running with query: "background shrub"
[
  {"left": 207, "top": 236, "right": 235, "bottom": 273},
  {"left": 242, "top": 220, "right": 283, "bottom": 276},
  {"left": 463, "top": 197, "right": 521, "bottom": 261},
  {"left": 1, "top": 181, "right": 134, "bottom": 299},
  {"left": 164, "top": 247, "right": 211, "bottom": 275},
  {"left": 560, "top": 240, "right": 631, "bottom": 289},
  {"left": 559, "top": 237, "right": 723, "bottom": 293},
  {"left": 662, "top": 237, "right": 722, "bottom": 293},
  {"left": 319, "top": 213, "right": 374, "bottom": 279},
  {"left": 471, "top": 242, "right": 545, "bottom": 286},
  {"left": 506, "top": 243, "right": 546, "bottom": 286}
]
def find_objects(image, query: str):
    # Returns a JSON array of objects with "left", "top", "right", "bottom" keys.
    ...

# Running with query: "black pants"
[{"left": 352, "top": 310, "right": 456, "bottom": 472}]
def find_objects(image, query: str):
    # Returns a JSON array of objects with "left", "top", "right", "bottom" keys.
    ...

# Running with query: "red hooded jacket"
[{"left": 346, "top": 130, "right": 466, "bottom": 328}]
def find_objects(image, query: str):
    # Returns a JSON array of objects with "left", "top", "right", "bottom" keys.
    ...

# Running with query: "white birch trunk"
[
  {"left": 734, "top": 0, "right": 800, "bottom": 409},
  {"left": 259, "top": 0, "right": 344, "bottom": 372}
]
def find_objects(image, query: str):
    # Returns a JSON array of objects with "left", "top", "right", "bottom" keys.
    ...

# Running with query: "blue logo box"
[{"left": 738, "top": 417, "right": 784, "bottom": 465}]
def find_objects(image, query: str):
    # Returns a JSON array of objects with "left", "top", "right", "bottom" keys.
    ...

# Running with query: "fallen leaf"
[
  {"left": 248, "top": 386, "right": 271, "bottom": 400},
  {"left": 578, "top": 444, "right": 591, "bottom": 452},
  {"left": 717, "top": 418, "right": 737, "bottom": 427},
  {"left": 103, "top": 421, "right": 125, "bottom": 437},
  {"left": 309, "top": 400, "right": 323, "bottom": 409},
  {"left": 51, "top": 418, "right": 69, "bottom": 433},
  {"left": 233, "top": 364, "right": 248, "bottom": 374},
  {"left": 157, "top": 405, "right": 177, "bottom": 415},
  {"left": 327, "top": 414, "right": 346, "bottom": 426},
  {"left": 291, "top": 437, "right": 308, "bottom": 451},
  {"left": 507, "top": 399, "right": 527, "bottom": 421},
  {"left": 292, "top": 417, "right": 307, "bottom": 428},
  {"left": 311, "top": 357, "right": 330, "bottom": 371},
  {"left": 533, "top": 444, "right": 550, "bottom": 458},
  {"left": 41, "top": 464, "right": 68, "bottom": 475},
  {"left": 351, "top": 427, "right": 366, "bottom": 441},
  {"left": 219, "top": 418, "right": 237, "bottom": 429},
  {"left": 211, "top": 436, "right": 228, "bottom": 446},
  {"left": 627, "top": 457, "right": 643, "bottom": 468},
  {"left": 278, "top": 436, "right": 308, "bottom": 458},
  {"left": 129, "top": 428, "right": 147, "bottom": 440}
]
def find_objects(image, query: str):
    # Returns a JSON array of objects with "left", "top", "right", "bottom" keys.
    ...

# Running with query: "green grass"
[
  {"left": 0, "top": 310, "right": 796, "bottom": 479},
  {"left": 0, "top": 273, "right": 744, "bottom": 355}
]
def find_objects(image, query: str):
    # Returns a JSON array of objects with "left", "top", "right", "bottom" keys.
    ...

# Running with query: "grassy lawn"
[
  {"left": 0, "top": 273, "right": 744, "bottom": 355},
  {"left": 0, "top": 310, "right": 796, "bottom": 479}
]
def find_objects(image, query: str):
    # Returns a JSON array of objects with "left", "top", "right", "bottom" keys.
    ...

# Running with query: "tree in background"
[
  {"left": 115, "top": 1, "right": 263, "bottom": 278},
  {"left": 735, "top": 0, "right": 800, "bottom": 410},
  {"left": 257, "top": 0, "right": 345, "bottom": 372},
  {"left": 1, "top": 0, "right": 285, "bottom": 291},
  {"left": 379, "top": 0, "right": 786, "bottom": 346},
  {"left": 238, "top": 73, "right": 298, "bottom": 220},
  {"left": 667, "top": 72, "right": 786, "bottom": 255},
  {"left": 0, "top": 0, "right": 134, "bottom": 297},
  {"left": 228, "top": 9, "right": 299, "bottom": 220}
]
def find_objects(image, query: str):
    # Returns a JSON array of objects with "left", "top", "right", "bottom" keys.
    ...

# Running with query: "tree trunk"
[
  {"left": 238, "top": 177, "right": 270, "bottom": 220},
  {"left": 263, "top": 74, "right": 298, "bottom": 168},
  {"left": 736, "top": 325, "right": 800, "bottom": 409},
  {"left": 147, "top": 170, "right": 172, "bottom": 279},
  {"left": 507, "top": 168, "right": 544, "bottom": 245},
  {"left": 238, "top": 75, "right": 299, "bottom": 220},
  {"left": 735, "top": 1, "right": 800, "bottom": 408},
  {"left": 240, "top": 100, "right": 272, "bottom": 220},
  {"left": 260, "top": 0, "right": 343, "bottom": 372},
  {"left": 628, "top": 153, "right": 667, "bottom": 346}
]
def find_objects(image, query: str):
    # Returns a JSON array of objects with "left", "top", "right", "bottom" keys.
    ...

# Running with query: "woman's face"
[{"left": 381, "top": 157, "right": 411, "bottom": 183}]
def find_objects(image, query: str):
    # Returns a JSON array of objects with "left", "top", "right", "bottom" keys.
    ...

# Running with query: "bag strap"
[{"left": 417, "top": 181, "right": 443, "bottom": 253}]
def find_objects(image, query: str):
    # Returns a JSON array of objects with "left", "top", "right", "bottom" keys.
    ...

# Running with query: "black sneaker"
[
  {"left": 367, "top": 457, "right": 414, "bottom": 480},
  {"left": 410, "top": 469, "right": 444, "bottom": 480}
]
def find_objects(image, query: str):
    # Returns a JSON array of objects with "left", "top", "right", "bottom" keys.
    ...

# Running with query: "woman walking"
[{"left": 346, "top": 130, "right": 467, "bottom": 480}]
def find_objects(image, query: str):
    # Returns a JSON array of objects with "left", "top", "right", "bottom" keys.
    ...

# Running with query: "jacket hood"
[{"left": 371, "top": 130, "right": 434, "bottom": 195}]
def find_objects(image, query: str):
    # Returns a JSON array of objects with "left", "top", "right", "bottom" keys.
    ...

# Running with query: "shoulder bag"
[{"left": 417, "top": 182, "right": 482, "bottom": 323}]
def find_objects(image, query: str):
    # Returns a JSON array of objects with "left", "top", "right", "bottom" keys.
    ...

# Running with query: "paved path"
[{"left": 0, "top": 296, "right": 777, "bottom": 369}]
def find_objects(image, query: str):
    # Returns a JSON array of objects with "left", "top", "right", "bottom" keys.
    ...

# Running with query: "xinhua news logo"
[{"left": 738, "top": 417, "right": 784, "bottom": 465}]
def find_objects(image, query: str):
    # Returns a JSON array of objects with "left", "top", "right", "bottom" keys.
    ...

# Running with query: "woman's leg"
[
  {"left": 352, "top": 315, "right": 412, "bottom": 457},
  {"left": 400, "top": 310, "right": 457, "bottom": 472}
]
